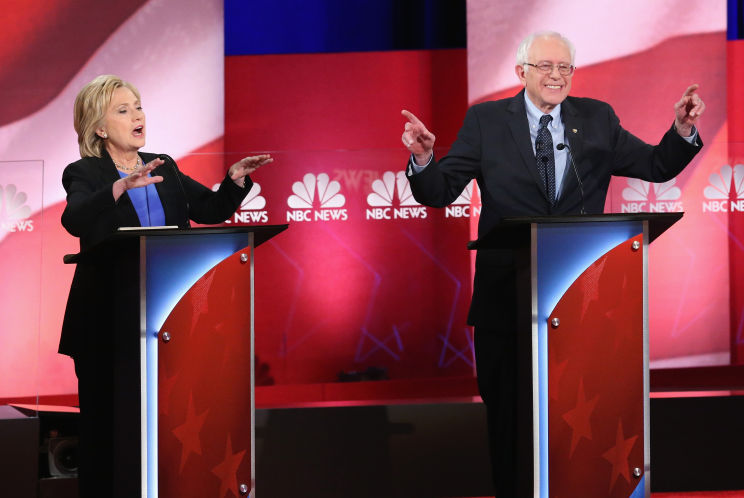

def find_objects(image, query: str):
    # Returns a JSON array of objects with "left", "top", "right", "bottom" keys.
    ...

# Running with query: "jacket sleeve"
[
  {"left": 180, "top": 168, "right": 252, "bottom": 225},
  {"left": 609, "top": 106, "right": 703, "bottom": 183},
  {"left": 407, "top": 106, "right": 483, "bottom": 208},
  {"left": 60, "top": 160, "right": 119, "bottom": 238}
]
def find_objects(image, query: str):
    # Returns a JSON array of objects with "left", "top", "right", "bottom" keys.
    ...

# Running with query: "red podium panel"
[
  {"left": 158, "top": 250, "right": 254, "bottom": 498},
  {"left": 548, "top": 234, "right": 644, "bottom": 496}
]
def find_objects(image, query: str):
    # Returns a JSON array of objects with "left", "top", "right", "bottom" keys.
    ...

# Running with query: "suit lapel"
[
  {"left": 507, "top": 91, "right": 548, "bottom": 201},
  {"left": 559, "top": 98, "right": 585, "bottom": 198}
]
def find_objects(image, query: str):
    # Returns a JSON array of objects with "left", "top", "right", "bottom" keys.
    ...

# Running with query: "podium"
[
  {"left": 469, "top": 213, "right": 681, "bottom": 498},
  {"left": 67, "top": 225, "right": 286, "bottom": 498}
]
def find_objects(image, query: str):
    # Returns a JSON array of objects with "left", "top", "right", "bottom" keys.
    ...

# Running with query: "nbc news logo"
[
  {"left": 286, "top": 173, "right": 348, "bottom": 222},
  {"left": 445, "top": 181, "right": 480, "bottom": 218},
  {"left": 366, "top": 171, "right": 427, "bottom": 220},
  {"left": 221, "top": 183, "right": 268, "bottom": 224},
  {"left": 702, "top": 165, "right": 744, "bottom": 213},
  {"left": 0, "top": 184, "right": 33, "bottom": 232},
  {"left": 620, "top": 178, "right": 683, "bottom": 213}
]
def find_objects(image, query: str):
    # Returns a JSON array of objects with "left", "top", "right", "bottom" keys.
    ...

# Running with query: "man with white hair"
[{"left": 401, "top": 30, "right": 704, "bottom": 496}]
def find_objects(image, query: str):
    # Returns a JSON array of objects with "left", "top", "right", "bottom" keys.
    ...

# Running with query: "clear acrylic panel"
[
  {"left": 0, "top": 160, "right": 44, "bottom": 410},
  {"left": 176, "top": 148, "right": 476, "bottom": 393},
  {"left": 175, "top": 143, "right": 741, "bottom": 401}
]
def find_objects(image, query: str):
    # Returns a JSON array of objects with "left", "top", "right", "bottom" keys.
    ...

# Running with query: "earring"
[{"left": 101, "top": 132, "right": 107, "bottom": 139}]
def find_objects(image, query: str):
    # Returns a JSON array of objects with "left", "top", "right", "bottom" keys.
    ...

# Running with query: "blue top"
[{"left": 117, "top": 169, "right": 166, "bottom": 227}]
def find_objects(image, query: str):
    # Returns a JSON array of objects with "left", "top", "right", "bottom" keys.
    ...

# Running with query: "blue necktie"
[{"left": 536, "top": 114, "right": 556, "bottom": 205}]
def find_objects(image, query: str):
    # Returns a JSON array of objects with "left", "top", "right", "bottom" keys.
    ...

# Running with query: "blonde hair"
[{"left": 73, "top": 75, "right": 141, "bottom": 158}]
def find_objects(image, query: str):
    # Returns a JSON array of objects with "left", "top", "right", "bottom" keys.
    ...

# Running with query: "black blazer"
[
  {"left": 408, "top": 90, "right": 703, "bottom": 326},
  {"left": 59, "top": 150, "right": 251, "bottom": 359}
]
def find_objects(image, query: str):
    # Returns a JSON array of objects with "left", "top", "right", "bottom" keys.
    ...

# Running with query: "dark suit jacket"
[
  {"left": 408, "top": 90, "right": 703, "bottom": 326},
  {"left": 59, "top": 150, "right": 251, "bottom": 359}
]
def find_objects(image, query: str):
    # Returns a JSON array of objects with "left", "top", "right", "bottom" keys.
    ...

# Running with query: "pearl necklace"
[{"left": 114, "top": 155, "right": 143, "bottom": 173}]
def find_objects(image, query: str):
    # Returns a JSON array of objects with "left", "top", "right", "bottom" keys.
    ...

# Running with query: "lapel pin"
[{"left": 572, "top": 128, "right": 578, "bottom": 134}]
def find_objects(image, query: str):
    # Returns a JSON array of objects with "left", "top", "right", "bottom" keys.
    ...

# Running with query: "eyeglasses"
[{"left": 524, "top": 62, "right": 575, "bottom": 76}]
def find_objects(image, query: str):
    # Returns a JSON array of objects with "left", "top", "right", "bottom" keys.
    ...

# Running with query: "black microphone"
[
  {"left": 556, "top": 143, "right": 586, "bottom": 215},
  {"left": 158, "top": 154, "right": 191, "bottom": 228}
]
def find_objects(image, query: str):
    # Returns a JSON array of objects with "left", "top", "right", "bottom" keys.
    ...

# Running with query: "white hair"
[{"left": 516, "top": 31, "right": 576, "bottom": 69}]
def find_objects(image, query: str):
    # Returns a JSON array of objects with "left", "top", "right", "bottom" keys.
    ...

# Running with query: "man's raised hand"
[
  {"left": 401, "top": 110, "right": 436, "bottom": 165},
  {"left": 674, "top": 84, "right": 705, "bottom": 138}
]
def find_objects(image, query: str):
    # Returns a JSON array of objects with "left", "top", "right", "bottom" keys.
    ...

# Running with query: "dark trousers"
[
  {"left": 475, "top": 325, "right": 531, "bottom": 498},
  {"left": 74, "top": 342, "right": 141, "bottom": 498},
  {"left": 68, "top": 241, "right": 142, "bottom": 497},
  {"left": 75, "top": 356, "right": 113, "bottom": 498}
]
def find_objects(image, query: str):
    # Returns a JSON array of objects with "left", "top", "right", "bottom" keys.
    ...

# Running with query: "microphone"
[
  {"left": 556, "top": 143, "right": 586, "bottom": 215},
  {"left": 158, "top": 154, "right": 191, "bottom": 228}
]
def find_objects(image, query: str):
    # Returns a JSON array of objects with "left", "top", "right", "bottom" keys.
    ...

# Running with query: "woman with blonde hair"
[{"left": 59, "top": 74, "right": 271, "bottom": 497}]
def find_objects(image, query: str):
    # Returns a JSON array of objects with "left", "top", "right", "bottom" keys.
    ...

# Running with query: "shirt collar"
[{"left": 524, "top": 92, "right": 562, "bottom": 128}]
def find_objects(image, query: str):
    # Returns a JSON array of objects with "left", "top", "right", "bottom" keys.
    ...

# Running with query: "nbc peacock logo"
[
  {"left": 234, "top": 183, "right": 268, "bottom": 224},
  {"left": 445, "top": 180, "right": 481, "bottom": 218},
  {"left": 0, "top": 184, "right": 34, "bottom": 232},
  {"left": 286, "top": 173, "right": 348, "bottom": 222},
  {"left": 620, "top": 178, "right": 683, "bottom": 213},
  {"left": 365, "top": 171, "right": 427, "bottom": 220},
  {"left": 702, "top": 165, "right": 744, "bottom": 213}
]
